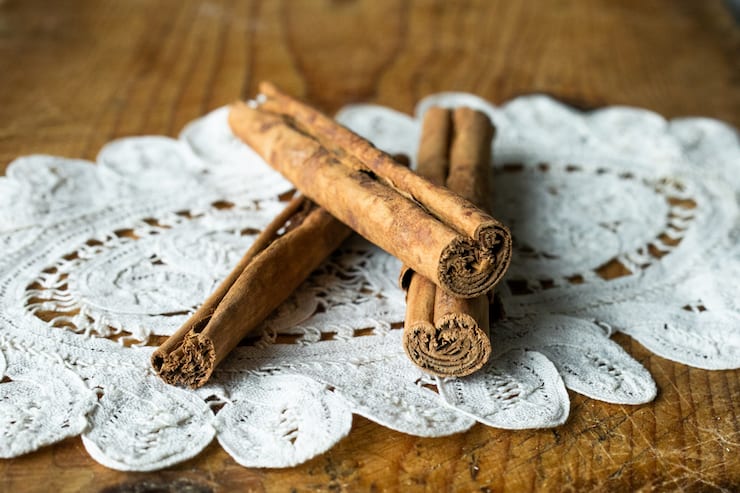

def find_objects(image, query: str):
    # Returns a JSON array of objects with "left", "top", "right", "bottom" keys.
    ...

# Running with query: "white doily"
[{"left": 1, "top": 94, "right": 739, "bottom": 470}]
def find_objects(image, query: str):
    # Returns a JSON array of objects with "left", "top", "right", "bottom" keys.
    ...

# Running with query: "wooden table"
[{"left": 1, "top": 1, "right": 738, "bottom": 491}]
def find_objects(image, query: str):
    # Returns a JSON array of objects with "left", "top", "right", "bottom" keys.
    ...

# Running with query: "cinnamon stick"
[
  {"left": 230, "top": 86, "right": 512, "bottom": 298},
  {"left": 402, "top": 107, "right": 495, "bottom": 377},
  {"left": 151, "top": 195, "right": 351, "bottom": 387}
]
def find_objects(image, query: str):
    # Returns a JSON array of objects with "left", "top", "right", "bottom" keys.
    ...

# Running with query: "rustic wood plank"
[{"left": 0, "top": 0, "right": 738, "bottom": 491}]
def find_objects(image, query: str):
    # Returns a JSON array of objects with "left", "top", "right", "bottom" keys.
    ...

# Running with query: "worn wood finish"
[{"left": 1, "top": 0, "right": 738, "bottom": 491}]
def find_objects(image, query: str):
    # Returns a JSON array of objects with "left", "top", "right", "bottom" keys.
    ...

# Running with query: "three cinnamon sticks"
[{"left": 153, "top": 83, "right": 511, "bottom": 387}]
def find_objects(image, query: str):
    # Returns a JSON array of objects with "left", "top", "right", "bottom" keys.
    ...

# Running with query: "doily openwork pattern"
[{"left": 1, "top": 94, "right": 738, "bottom": 470}]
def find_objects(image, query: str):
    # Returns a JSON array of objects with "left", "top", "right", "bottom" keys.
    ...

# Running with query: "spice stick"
[
  {"left": 230, "top": 100, "right": 511, "bottom": 299},
  {"left": 402, "top": 107, "right": 495, "bottom": 377},
  {"left": 256, "top": 82, "right": 512, "bottom": 298},
  {"left": 151, "top": 195, "right": 351, "bottom": 388},
  {"left": 401, "top": 106, "right": 452, "bottom": 365}
]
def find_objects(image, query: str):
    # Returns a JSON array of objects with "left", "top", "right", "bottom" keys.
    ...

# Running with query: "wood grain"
[{"left": 0, "top": 0, "right": 738, "bottom": 491}]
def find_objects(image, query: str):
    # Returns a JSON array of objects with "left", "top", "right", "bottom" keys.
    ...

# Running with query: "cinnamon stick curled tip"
[
  {"left": 402, "top": 107, "right": 497, "bottom": 377},
  {"left": 403, "top": 297, "right": 492, "bottom": 377},
  {"left": 231, "top": 83, "right": 512, "bottom": 298},
  {"left": 152, "top": 196, "right": 351, "bottom": 388}
]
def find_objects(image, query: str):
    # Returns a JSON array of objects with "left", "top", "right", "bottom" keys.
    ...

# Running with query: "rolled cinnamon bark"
[
  {"left": 151, "top": 195, "right": 351, "bottom": 388},
  {"left": 231, "top": 88, "right": 512, "bottom": 298},
  {"left": 403, "top": 107, "right": 495, "bottom": 377}
]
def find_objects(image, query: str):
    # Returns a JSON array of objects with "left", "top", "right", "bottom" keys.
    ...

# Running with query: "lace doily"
[{"left": 1, "top": 94, "right": 738, "bottom": 470}]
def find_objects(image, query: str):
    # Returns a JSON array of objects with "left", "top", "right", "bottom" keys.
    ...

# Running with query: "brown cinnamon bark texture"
[
  {"left": 403, "top": 107, "right": 496, "bottom": 377},
  {"left": 232, "top": 83, "right": 512, "bottom": 298},
  {"left": 151, "top": 195, "right": 351, "bottom": 387}
]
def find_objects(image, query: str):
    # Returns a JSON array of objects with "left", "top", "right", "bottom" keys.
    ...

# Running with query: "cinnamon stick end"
[
  {"left": 154, "top": 333, "right": 216, "bottom": 389},
  {"left": 402, "top": 315, "right": 491, "bottom": 378},
  {"left": 438, "top": 222, "right": 512, "bottom": 298}
]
